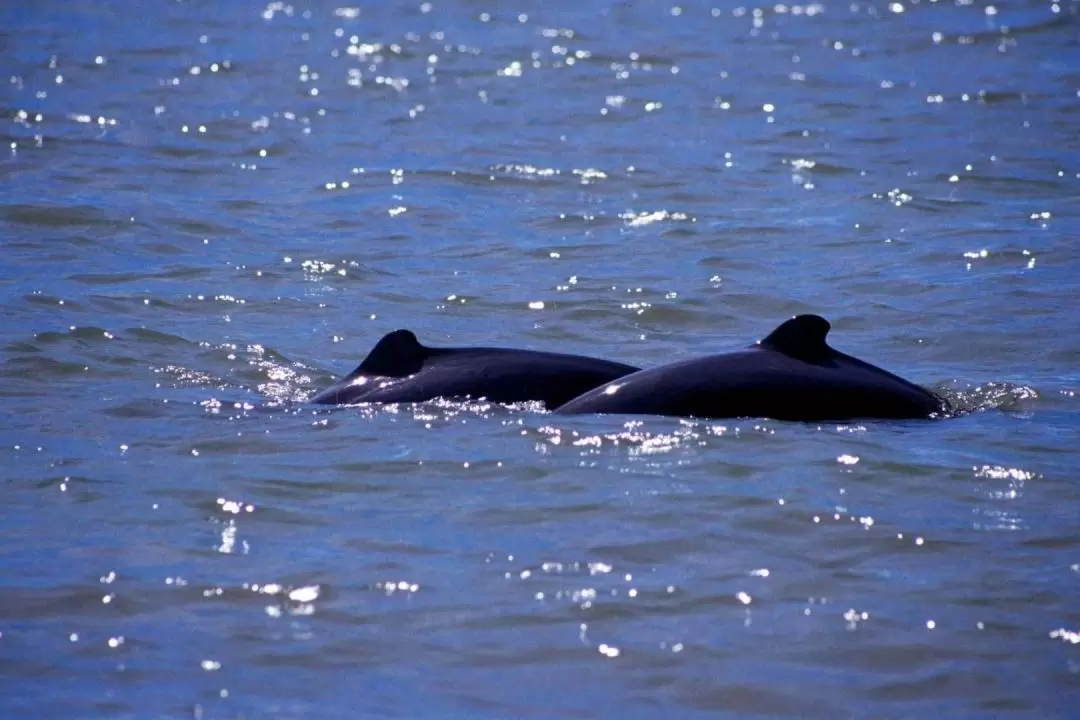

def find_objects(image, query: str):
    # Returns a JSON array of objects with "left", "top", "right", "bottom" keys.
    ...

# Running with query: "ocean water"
[{"left": 1, "top": 0, "right": 1078, "bottom": 717}]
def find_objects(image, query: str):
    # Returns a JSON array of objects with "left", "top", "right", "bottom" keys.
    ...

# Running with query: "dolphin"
[
  {"left": 310, "top": 329, "right": 640, "bottom": 408},
  {"left": 555, "top": 315, "right": 949, "bottom": 421}
]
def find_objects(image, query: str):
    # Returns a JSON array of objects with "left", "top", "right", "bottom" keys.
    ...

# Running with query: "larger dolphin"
[
  {"left": 555, "top": 315, "right": 949, "bottom": 421},
  {"left": 311, "top": 329, "right": 639, "bottom": 408}
]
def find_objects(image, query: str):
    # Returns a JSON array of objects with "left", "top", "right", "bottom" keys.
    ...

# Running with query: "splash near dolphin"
[
  {"left": 555, "top": 315, "right": 949, "bottom": 421},
  {"left": 311, "top": 329, "right": 639, "bottom": 408}
]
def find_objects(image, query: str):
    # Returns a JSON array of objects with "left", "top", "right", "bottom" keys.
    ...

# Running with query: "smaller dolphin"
[
  {"left": 555, "top": 315, "right": 949, "bottom": 421},
  {"left": 311, "top": 329, "right": 640, "bottom": 408}
]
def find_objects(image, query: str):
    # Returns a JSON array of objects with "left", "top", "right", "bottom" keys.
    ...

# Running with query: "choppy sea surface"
[{"left": 2, "top": 0, "right": 1079, "bottom": 717}]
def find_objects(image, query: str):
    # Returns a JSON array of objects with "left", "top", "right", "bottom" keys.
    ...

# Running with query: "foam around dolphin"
[
  {"left": 310, "top": 329, "right": 640, "bottom": 408},
  {"left": 555, "top": 315, "right": 949, "bottom": 421}
]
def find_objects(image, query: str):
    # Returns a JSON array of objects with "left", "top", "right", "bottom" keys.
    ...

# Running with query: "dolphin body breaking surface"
[
  {"left": 310, "top": 329, "right": 640, "bottom": 408},
  {"left": 555, "top": 315, "right": 949, "bottom": 421}
]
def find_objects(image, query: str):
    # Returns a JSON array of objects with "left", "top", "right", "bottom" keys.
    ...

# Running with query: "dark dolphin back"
[
  {"left": 310, "top": 329, "right": 430, "bottom": 405},
  {"left": 312, "top": 330, "right": 639, "bottom": 407},
  {"left": 354, "top": 329, "right": 429, "bottom": 378},
  {"left": 761, "top": 315, "right": 947, "bottom": 413},
  {"left": 556, "top": 314, "right": 949, "bottom": 420},
  {"left": 758, "top": 314, "right": 832, "bottom": 362}
]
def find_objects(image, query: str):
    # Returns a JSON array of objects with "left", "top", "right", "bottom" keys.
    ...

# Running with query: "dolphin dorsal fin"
[
  {"left": 356, "top": 329, "right": 427, "bottom": 377},
  {"left": 759, "top": 314, "right": 832, "bottom": 362}
]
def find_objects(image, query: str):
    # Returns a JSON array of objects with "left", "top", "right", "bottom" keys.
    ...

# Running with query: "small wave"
[{"left": 936, "top": 381, "right": 1039, "bottom": 416}]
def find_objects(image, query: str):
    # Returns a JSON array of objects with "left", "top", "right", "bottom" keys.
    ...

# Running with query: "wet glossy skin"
[
  {"left": 311, "top": 329, "right": 640, "bottom": 409},
  {"left": 555, "top": 315, "right": 949, "bottom": 422}
]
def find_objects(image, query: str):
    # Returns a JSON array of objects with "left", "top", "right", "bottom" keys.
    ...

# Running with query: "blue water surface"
[{"left": 1, "top": 0, "right": 1079, "bottom": 717}]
